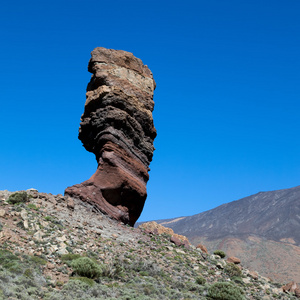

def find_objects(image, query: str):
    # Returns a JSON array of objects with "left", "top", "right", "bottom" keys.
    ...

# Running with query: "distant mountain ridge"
[
  {"left": 157, "top": 185, "right": 300, "bottom": 245},
  {"left": 152, "top": 185, "right": 300, "bottom": 283}
]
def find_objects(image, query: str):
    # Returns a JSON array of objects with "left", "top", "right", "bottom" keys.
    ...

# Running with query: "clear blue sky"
[{"left": 1, "top": 0, "right": 299, "bottom": 222}]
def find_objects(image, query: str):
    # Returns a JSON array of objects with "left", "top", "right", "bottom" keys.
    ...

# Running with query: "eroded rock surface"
[{"left": 65, "top": 47, "right": 156, "bottom": 226}]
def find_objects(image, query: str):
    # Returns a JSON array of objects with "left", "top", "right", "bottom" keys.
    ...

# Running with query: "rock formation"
[
  {"left": 139, "top": 221, "right": 191, "bottom": 248},
  {"left": 65, "top": 47, "right": 156, "bottom": 226}
]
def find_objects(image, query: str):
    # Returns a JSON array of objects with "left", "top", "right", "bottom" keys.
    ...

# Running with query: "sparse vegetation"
[
  {"left": 224, "top": 263, "right": 242, "bottom": 278},
  {"left": 7, "top": 192, "right": 28, "bottom": 204},
  {"left": 213, "top": 250, "right": 226, "bottom": 258},
  {"left": 0, "top": 190, "right": 297, "bottom": 300},
  {"left": 71, "top": 257, "right": 102, "bottom": 279},
  {"left": 208, "top": 282, "right": 245, "bottom": 300},
  {"left": 196, "top": 275, "right": 206, "bottom": 285}
]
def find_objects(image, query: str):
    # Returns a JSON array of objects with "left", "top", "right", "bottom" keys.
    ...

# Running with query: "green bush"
[
  {"left": 208, "top": 282, "right": 245, "bottom": 300},
  {"left": 231, "top": 276, "right": 244, "bottom": 285},
  {"left": 196, "top": 275, "right": 206, "bottom": 285},
  {"left": 60, "top": 253, "right": 81, "bottom": 266},
  {"left": 70, "top": 276, "right": 95, "bottom": 287},
  {"left": 27, "top": 203, "right": 38, "bottom": 210},
  {"left": 213, "top": 250, "right": 226, "bottom": 258},
  {"left": 0, "top": 250, "right": 19, "bottom": 267},
  {"left": 7, "top": 192, "right": 28, "bottom": 204},
  {"left": 71, "top": 257, "right": 102, "bottom": 279},
  {"left": 30, "top": 255, "right": 47, "bottom": 265},
  {"left": 224, "top": 263, "right": 242, "bottom": 278}
]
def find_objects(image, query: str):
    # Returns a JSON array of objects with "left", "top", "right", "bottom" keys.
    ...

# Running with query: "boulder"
[
  {"left": 196, "top": 244, "right": 208, "bottom": 254},
  {"left": 227, "top": 256, "right": 241, "bottom": 264},
  {"left": 65, "top": 48, "right": 156, "bottom": 226},
  {"left": 282, "top": 281, "right": 300, "bottom": 296}
]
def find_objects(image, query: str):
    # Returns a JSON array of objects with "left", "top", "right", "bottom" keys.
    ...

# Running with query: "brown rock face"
[{"left": 65, "top": 47, "right": 156, "bottom": 226}]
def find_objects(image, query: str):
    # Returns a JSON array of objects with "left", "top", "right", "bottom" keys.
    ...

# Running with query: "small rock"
[
  {"left": 49, "top": 245, "right": 58, "bottom": 253},
  {"left": 175, "top": 249, "right": 185, "bottom": 254},
  {"left": 33, "top": 230, "right": 44, "bottom": 241},
  {"left": 210, "top": 254, "right": 221, "bottom": 260},
  {"left": 216, "top": 262, "right": 224, "bottom": 269},
  {"left": 20, "top": 209, "right": 28, "bottom": 220},
  {"left": 242, "top": 277, "right": 251, "bottom": 284},
  {"left": 59, "top": 242, "right": 67, "bottom": 249},
  {"left": 57, "top": 248, "right": 69, "bottom": 255},
  {"left": 0, "top": 209, "right": 6, "bottom": 217},
  {"left": 23, "top": 220, "right": 29, "bottom": 229},
  {"left": 66, "top": 196, "right": 75, "bottom": 210},
  {"left": 248, "top": 270, "right": 259, "bottom": 280},
  {"left": 56, "top": 194, "right": 64, "bottom": 203},
  {"left": 47, "top": 262, "right": 55, "bottom": 269},
  {"left": 56, "top": 235, "right": 67, "bottom": 242}
]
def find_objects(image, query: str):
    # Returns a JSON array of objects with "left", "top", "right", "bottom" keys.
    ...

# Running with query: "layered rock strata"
[{"left": 65, "top": 47, "right": 156, "bottom": 226}]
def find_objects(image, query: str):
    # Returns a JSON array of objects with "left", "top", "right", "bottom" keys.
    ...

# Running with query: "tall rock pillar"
[{"left": 65, "top": 47, "right": 156, "bottom": 226}]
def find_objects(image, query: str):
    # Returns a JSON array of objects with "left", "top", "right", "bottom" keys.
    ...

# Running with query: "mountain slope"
[
  {"left": 2, "top": 189, "right": 297, "bottom": 299},
  {"left": 154, "top": 185, "right": 300, "bottom": 283}
]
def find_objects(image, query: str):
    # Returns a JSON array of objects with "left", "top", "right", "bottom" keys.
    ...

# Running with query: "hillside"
[
  {"left": 154, "top": 185, "right": 300, "bottom": 283},
  {"left": 0, "top": 189, "right": 298, "bottom": 299}
]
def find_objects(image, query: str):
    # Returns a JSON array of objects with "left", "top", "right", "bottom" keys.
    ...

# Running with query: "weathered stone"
[
  {"left": 196, "top": 244, "right": 208, "bottom": 254},
  {"left": 33, "top": 230, "right": 44, "bottom": 241},
  {"left": 282, "top": 281, "right": 300, "bottom": 296},
  {"left": 65, "top": 47, "right": 156, "bottom": 226},
  {"left": 49, "top": 245, "right": 58, "bottom": 253},
  {"left": 242, "top": 277, "right": 251, "bottom": 284},
  {"left": 248, "top": 270, "right": 259, "bottom": 280},
  {"left": 20, "top": 209, "right": 28, "bottom": 220},
  {"left": 0, "top": 209, "right": 6, "bottom": 217},
  {"left": 227, "top": 256, "right": 241, "bottom": 264},
  {"left": 140, "top": 221, "right": 190, "bottom": 248},
  {"left": 23, "top": 220, "right": 29, "bottom": 229},
  {"left": 56, "top": 235, "right": 67, "bottom": 242},
  {"left": 27, "top": 188, "right": 38, "bottom": 193},
  {"left": 66, "top": 196, "right": 75, "bottom": 210}
]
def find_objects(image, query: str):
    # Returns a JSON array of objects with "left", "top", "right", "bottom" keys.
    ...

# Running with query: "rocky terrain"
[
  {"left": 0, "top": 189, "right": 299, "bottom": 299},
  {"left": 65, "top": 47, "right": 157, "bottom": 226},
  {"left": 152, "top": 185, "right": 300, "bottom": 284}
]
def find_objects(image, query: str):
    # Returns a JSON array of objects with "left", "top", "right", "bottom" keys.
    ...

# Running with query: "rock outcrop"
[
  {"left": 65, "top": 47, "right": 156, "bottom": 226},
  {"left": 139, "top": 221, "right": 191, "bottom": 248}
]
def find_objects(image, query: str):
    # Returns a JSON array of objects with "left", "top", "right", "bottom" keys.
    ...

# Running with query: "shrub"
[
  {"left": 208, "top": 282, "right": 245, "bottom": 300},
  {"left": 7, "top": 192, "right": 28, "bottom": 204},
  {"left": 70, "top": 276, "right": 95, "bottom": 287},
  {"left": 30, "top": 255, "right": 47, "bottom": 265},
  {"left": 71, "top": 257, "right": 102, "bottom": 279},
  {"left": 224, "top": 263, "right": 242, "bottom": 278},
  {"left": 232, "top": 276, "right": 244, "bottom": 285},
  {"left": 213, "top": 250, "right": 226, "bottom": 258},
  {"left": 0, "top": 250, "right": 19, "bottom": 267},
  {"left": 60, "top": 253, "right": 81, "bottom": 266},
  {"left": 27, "top": 203, "right": 38, "bottom": 210},
  {"left": 196, "top": 275, "right": 206, "bottom": 285}
]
